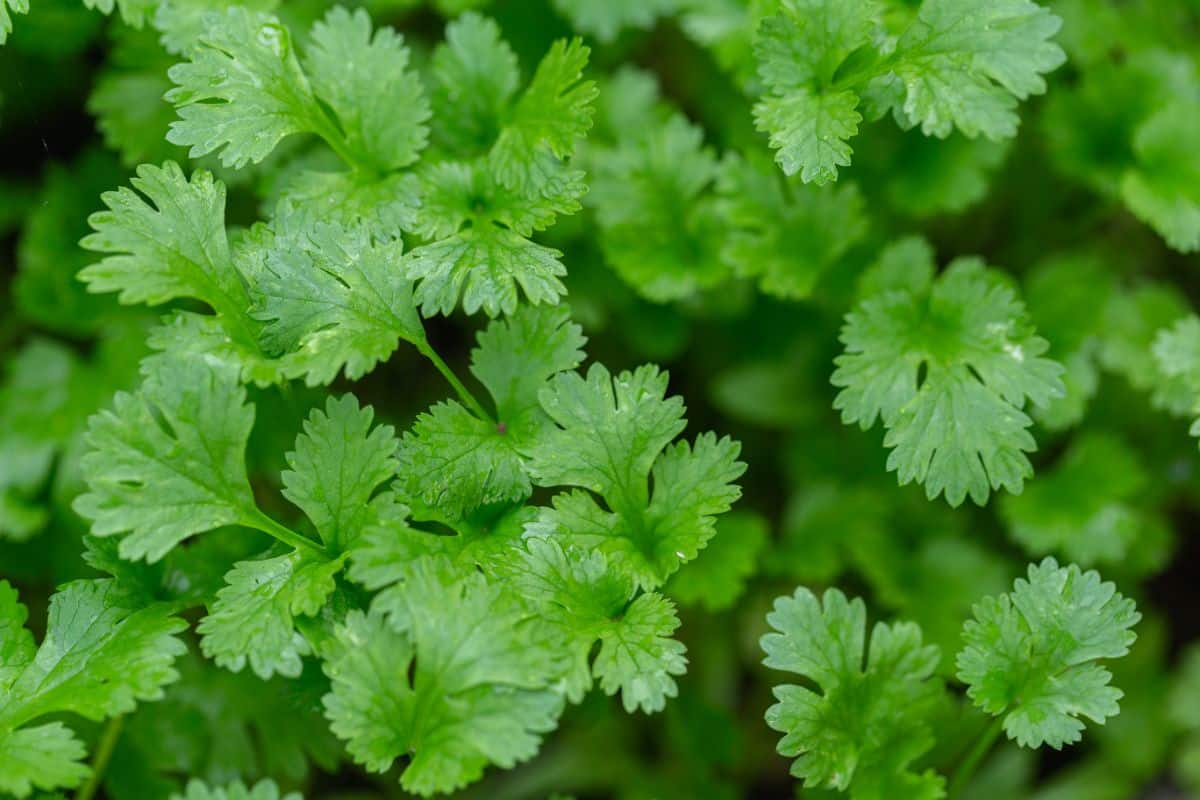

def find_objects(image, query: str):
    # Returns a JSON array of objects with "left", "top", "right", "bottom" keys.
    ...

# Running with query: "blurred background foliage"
[{"left": 2, "top": 0, "right": 1200, "bottom": 797}]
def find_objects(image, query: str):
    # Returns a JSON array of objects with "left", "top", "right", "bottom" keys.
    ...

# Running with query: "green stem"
[
  {"left": 308, "top": 109, "right": 374, "bottom": 176},
  {"left": 417, "top": 341, "right": 495, "bottom": 423},
  {"left": 948, "top": 716, "right": 1004, "bottom": 799},
  {"left": 244, "top": 509, "right": 330, "bottom": 558},
  {"left": 75, "top": 715, "right": 124, "bottom": 800}
]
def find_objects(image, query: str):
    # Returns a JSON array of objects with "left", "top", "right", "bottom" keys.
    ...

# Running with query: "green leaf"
[
  {"left": 832, "top": 256, "right": 1064, "bottom": 506},
  {"left": 0, "top": 0, "right": 29, "bottom": 46},
  {"left": 396, "top": 305, "right": 585, "bottom": 518},
  {"left": 893, "top": 0, "right": 1065, "bottom": 139},
  {"left": 552, "top": 0, "right": 681, "bottom": 42},
  {"left": 490, "top": 37, "right": 597, "bottom": 190},
  {"left": 429, "top": 12, "right": 519, "bottom": 156},
  {"left": 957, "top": 558, "right": 1140, "bottom": 749},
  {"left": 304, "top": 6, "right": 429, "bottom": 172},
  {"left": 199, "top": 550, "right": 343, "bottom": 679},
  {"left": 283, "top": 395, "right": 399, "bottom": 552},
  {"left": 75, "top": 356, "right": 257, "bottom": 562},
  {"left": 502, "top": 538, "right": 687, "bottom": 712},
  {"left": 0, "top": 723, "right": 89, "bottom": 798},
  {"left": 761, "top": 586, "right": 945, "bottom": 799},
  {"left": 323, "top": 559, "right": 564, "bottom": 796},
  {"left": 171, "top": 778, "right": 302, "bottom": 800},
  {"left": 406, "top": 160, "right": 576, "bottom": 317},
  {"left": 750, "top": 0, "right": 874, "bottom": 184},
  {"left": 166, "top": 8, "right": 322, "bottom": 168},
  {"left": 249, "top": 214, "right": 426, "bottom": 385},
  {"left": 80, "top": 161, "right": 245, "bottom": 318},
  {"left": 528, "top": 363, "right": 745, "bottom": 589},
  {"left": 751, "top": 0, "right": 1063, "bottom": 182},
  {"left": 79, "top": 162, "right": 271, "bottom": 382},
  {"left": 0, "top": 580, "right": 186, "bottom": 797}
]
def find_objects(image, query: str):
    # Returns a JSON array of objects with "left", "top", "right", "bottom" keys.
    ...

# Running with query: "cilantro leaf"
[
  {"left": 172, "top": 778, "right": 302, "bottom": 800},
  {"left": 428, "top": 12, "right": 519, "bottom": 157},
  {"left": 282, "top": 394, "right": 399, "bottom": 553},
  {"left": 761, "top": 586, "right": 945, "bottom": 798},
  {"left": 501, "top": 538, "right": 687, "bottom": 713},
  {"left": 0, "top": 580, "right": 186, "bottom": 797},
  {"left": 198, "top": 394, "right": 395, "bottom": 677},
  {"left": 323, "top": 558, "right": 564, "bottom": 796},
  {"left": 79, "top": 161, "right": 275, "bottom": 383},
  {"left": 405, "top": 160, "right": 577, "bottom": 317},
  {"left": 166, "top": 8, "right": 321, "bottom": 168},
  {"left": 75, "top": 356, "right": 258, "bottom": 563},
  {"left": 0, "top": 0, "right": 28, "bottom": 46},
  {"left": 528, "top": 363, "right": 745, "bottom": 589},
  {"left": 891, "top": 0, "right": 1065, "bottom": 139},
  {"left": 751, "top": 1, "right": 871, "bottom": 184},
  {"left": 396, "top": 305, "right": 584, "bottom": 518},
  {"left": 304, "top": 6, "right": 429, "bottom": 173},
  {"left": 1122, "top": 106, "right": 1200, "bottom": 253},
  {"left": 752, "top": 0, "right": 1064, "bottom": 183},
  {"left": 167, "top": 7, "right": 428, "bottom": 173},
  {"left": 490, "top": 37, "right": 597, "bottom": 191},
  {"left": 832, "top": 253, "right": 1065, "bottom": 506},
  {"left": 957, "top": 558, "right": 1140, "bottom": 749},
  {"left": 198, "top": 550, "right": 342, "bottom": 680},
  {"left": 249, "top": 213, "right": 426, "bottom": 385},
  {"left": 80, "top": 161, "right": 244, "bottom": 317},
  {"left": 409, "top": 14, "right": 594, "bottom": 316}
]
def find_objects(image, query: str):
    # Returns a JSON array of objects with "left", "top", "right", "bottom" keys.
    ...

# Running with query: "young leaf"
[
  {"left": 0, "top": 0, "right": 28, "bottom": 46},
  {"left": 249, "top": 213, "right": 426, "bottom": 385},
  {"left": 396, "top": 305, "right": 585, "bottom": 518},
  {"left": 832, "top": 253, "right": 1065, "bottom": 506},
  {"left": 957, "top": 558, "right": 1141, "bottom": 749},
  {"left": 527, "top": 363, "right": 745, "bottom": 589},
  {"left": 0, "top": 580, "right": 186, "bottom": 798},
  {"left": 303, "top": 6, "right": 429, "bottom": 173},
  {"left": 74, "top": 356, "right": 257, "bottom": 563},
  {"left": 761, "top": 586, "right": 945, "bottom": 798},
  {"left": 501, "top": 538, "right": 687, "bottom": 713},
  {"left": 198, "top": 550, "right": 343, "bottom": 680},
  {"left": 166, "top": 8, "right": 321, "bottom": 168},
  {"left": 752, "top": 0, "right": 1064, "bottom": 183},
  {"left": 323, "top": 558, "right": 564, "bottom": 796},
  {"left": 490, "top": 37, "right": 598, "bottom": 190}
]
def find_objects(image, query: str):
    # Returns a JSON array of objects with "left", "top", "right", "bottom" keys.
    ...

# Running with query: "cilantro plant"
[{"left": 1, "top": 0, "right": 1198, "bottom": 798}]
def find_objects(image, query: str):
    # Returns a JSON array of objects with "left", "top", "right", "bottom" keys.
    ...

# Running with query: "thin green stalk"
[
  {"left": 244, "top": 509, "right": 330, "bottom": 558},
  {"left": 948, "top": 716, "right": 1004, "bottom": 799},
  {"left": 309, "top": 109, "right": 374, "bottom": 177},
  {"left": 75, "top": 715, "right": 124, "bottom": 800},
  {"left": 417, "top": 341, "right": 495, "bottom": 423}
]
